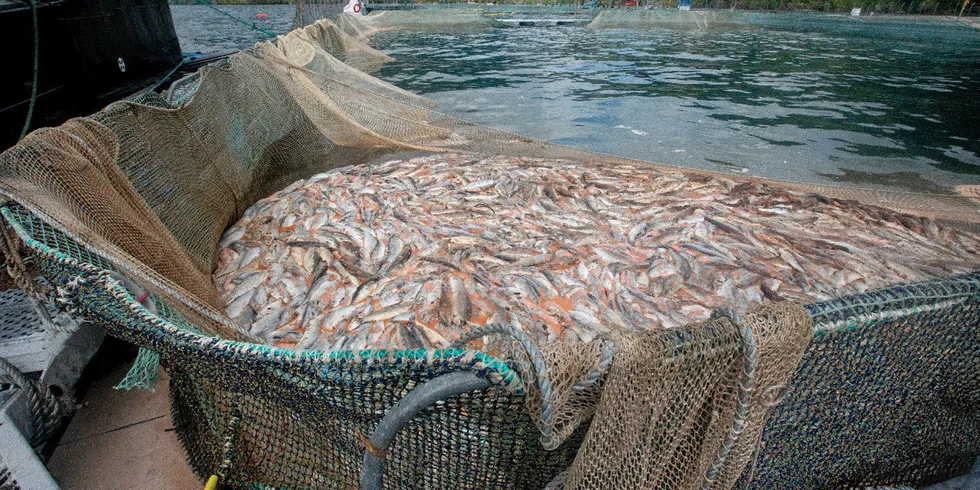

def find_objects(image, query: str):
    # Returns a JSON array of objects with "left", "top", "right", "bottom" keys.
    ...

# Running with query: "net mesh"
[
  {"left": 749, "top": 288, "right": 980, "bottom": 488},
  {"left": 11, "top": 200, "right": 977, "bottom": 488},
  {"left": 0, "top": 12, "right": 977, "bottom": 489},
  {"left": 508, "top": 301, "right": 813, "bottom": 489}
]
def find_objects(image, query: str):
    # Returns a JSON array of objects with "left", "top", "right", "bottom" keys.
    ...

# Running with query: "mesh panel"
[
  {"left": 587, "top": 9, "right": 758, "bottom": 29},
  {"left": 747, "top": 278, "right": 980, "bottom": 488},
  {"left": 521, "top": 302, "right": 812, "bottom": 489},
  {"left": 166, "top": 364, "right": 587, "bottom": 489},
  {"left": 10, "top": 204, "right": 978, "bottom": 488}
]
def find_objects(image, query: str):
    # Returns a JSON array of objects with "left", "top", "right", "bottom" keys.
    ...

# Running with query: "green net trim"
[{"left": 114, "top": 347, "right": 161, "bottom": 391}]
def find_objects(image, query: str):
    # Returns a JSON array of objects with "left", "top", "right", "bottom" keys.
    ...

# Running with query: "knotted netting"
[{"left": 0, "top": 13, "right": 976, "bottom": 489}]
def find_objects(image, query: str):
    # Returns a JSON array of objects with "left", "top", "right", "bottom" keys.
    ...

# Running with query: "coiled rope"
[
  {"left": 452, "top": 321, "right": 615, "bottom": 449},
  {"left": 0, "top": 356, "right": 62, "bottom": 454},
  {"left": 702, "top": 307, "right": 759, "bottom": 489}
]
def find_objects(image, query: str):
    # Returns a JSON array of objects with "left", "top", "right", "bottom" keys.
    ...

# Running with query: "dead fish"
[
  {"left": 294, "top": 305, "right": 322, "bottom": 350},
  {"left": 627, "top": 222, "right": 649, "bottom": 244},
  {"left": 438, "top": 275, "right": 473, "bottom": 326},
  {"left": 461, "top": 179, "right": 497, "bottom": 192},
  {"left": 383, "top": 236, "right": 412, "bottom": 273},
  {"left": 251, "top": 306, "right": 285, "bottom": 337},
  {"left": 396, "top": 323, "right": 426, "bottom": 349},
  {"left": 219, "top": 226, "right": 245, "bottom": 249},
  {"left": 594, "top": 247, "right": 631, "bottom": 264},
  {"left": 215, "top": 153, "right": 980, "bottom": 352},
  {"left": 225, "top": 289, "right": 255, "bottom": 319},
  {"left": 361, "top": 303, "right": 414, "bottom": 322},
  {"left": 230, "top": 270, "right": 268, "bottom": 300},
  {"left": 418, "top": 321, "right": 451, "bottom": 348}
]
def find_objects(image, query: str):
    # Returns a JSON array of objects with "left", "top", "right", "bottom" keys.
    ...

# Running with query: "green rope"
[
  {"left": 19, "top": 0, "right": 39, "bottom": 141},
  {"left": 114, "top": 347, "right": 161, "bottom": 391},
  {"left": 192, "top": 0, "right": 277, "bottom": 38}
]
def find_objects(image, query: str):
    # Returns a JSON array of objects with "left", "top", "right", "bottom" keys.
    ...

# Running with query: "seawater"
[
  {"left": 170, "top": 4, "right": 295, "bottom": 55},
  {"left": 170, "top": 6, "right": 980, "bottom": 193}
]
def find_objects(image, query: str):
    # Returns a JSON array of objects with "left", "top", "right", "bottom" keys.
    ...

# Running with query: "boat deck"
[{"left": 46, "top": 366, "right": 199, "bottom": 489}]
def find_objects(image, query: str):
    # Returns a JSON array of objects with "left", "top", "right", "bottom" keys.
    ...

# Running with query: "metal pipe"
[{"left": 360, "top": 371, "right": 493, "bottom": 490}]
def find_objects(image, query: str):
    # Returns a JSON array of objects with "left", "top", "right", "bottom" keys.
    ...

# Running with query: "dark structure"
[{"left": 1, "top": 0, "right": 182, "bottom": 150}]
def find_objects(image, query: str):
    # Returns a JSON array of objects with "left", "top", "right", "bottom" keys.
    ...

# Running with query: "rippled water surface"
[
  {"left": 372, "top": 22, "right": 980, "bottom": 192},
  {"left": 170, "top": 5, "right": 295, "bottom": 54},
  {"left": 168, "top": 6, "right": 980, "bottom": 192}
]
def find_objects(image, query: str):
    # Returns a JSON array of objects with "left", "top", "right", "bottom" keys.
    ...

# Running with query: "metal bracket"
[{"left": 360, "top": 371, "right": 492, "bottom": 490}]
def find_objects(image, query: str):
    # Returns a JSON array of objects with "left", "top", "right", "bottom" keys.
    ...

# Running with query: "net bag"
[{"left": 0, "top": 16, "right": 977, "bottom": 489}]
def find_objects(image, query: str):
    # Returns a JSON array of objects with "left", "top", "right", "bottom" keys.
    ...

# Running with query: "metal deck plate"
[{"left": 0, "top": 288, "right": 55, "bottom": 373}]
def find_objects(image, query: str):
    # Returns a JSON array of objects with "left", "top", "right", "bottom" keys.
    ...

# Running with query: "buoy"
[
  {"left": 255, "top": 13, "right": 269, "bottom": 19},
  {"left": 344, "top": 0, "right": 363, "bottom": 14}
]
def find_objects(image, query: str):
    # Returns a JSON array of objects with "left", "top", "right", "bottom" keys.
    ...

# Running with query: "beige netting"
[
  {"left": 0, "top": 119, "right": 237, "bottom": 338},
  {"left": 956, "top": 184, "right": 980, "bottom": 201},
  {"left": 506, "top": 301, "right": 813, "bottom": 489},
  {"left": 281, "top": 19, "right": 393, "bottom": 73},
  {"left": 0, "top": 18, "right": 431, "bottom": 340},
  {"left": 335, "top": 12, "right": 382, "bottom": 39}
]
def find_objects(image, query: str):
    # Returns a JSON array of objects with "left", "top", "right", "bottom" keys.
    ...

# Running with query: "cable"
[{"left": 19, "top": 0, "right": 39, "bottom": 141}]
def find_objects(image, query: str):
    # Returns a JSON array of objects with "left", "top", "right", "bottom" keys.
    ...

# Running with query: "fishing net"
[
  {"left": 0, "top": 13, "right": 977, "bottom": 489},
  {"left": 293, "top": 0, "right": 344, "bottom": 31},
  {"left": 509, "top": 301, "right": 814, "bottom": 489},
  {"left": 280, "top": 19, "right": 394, "bottom": 73}
]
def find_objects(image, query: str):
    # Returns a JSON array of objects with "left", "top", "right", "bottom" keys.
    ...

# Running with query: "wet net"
[{"left": 0, "top": 14, "right": 977, "bottom": 489}]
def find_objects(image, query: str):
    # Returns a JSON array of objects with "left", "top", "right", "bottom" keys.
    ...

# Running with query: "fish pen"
[{"left": 0, "top": 14, "right": 978, "bottom": 489}]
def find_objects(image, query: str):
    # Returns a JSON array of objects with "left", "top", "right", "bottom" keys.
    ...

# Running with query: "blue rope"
[
  {"left": 702, "top": 307, "right": 758, "bottom": 488},
  {"left": 192, "top": 0, "right": 277, "bottom": 39}
]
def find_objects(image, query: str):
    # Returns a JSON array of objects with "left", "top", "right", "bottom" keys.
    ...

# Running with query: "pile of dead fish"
[{"left": 214, "top": 154, "right": 980, "bottom": 351}]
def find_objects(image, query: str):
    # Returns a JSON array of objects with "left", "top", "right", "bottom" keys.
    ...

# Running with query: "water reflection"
[{"left": 373, "top": 23, "right": 980, "bottom": 192}]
